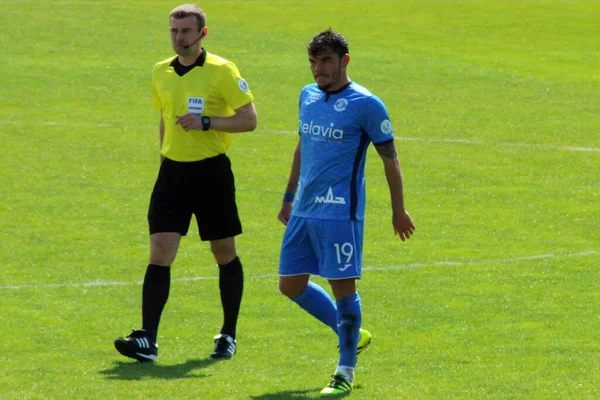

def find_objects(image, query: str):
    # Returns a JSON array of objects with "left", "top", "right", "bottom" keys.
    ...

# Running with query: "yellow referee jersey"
[{"left": 152, "top": 51, "right": 254, "bottom": 162}]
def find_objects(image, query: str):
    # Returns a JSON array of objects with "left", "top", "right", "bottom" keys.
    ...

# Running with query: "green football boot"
[
  {"left": 356, "top": 328, "right": 372, "bottom": 356},
  {"left": 320, "top": 373, "right": 353, "bottom": 396}
]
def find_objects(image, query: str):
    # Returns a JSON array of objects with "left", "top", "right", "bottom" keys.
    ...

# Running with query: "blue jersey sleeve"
[
  {"left": 297, "top": 86, "right": 311, "bottom": 134},
  {"left": 360, "top": 95, "right": 395, "bottom": 144}
]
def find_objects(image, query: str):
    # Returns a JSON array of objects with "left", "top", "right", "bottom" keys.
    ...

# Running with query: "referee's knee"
[
  {"left": 210, "top": 237, "right": 237, "bottom": 265},
  {"left": 149, "top": 232, "right": 180, "bottom": 265}
]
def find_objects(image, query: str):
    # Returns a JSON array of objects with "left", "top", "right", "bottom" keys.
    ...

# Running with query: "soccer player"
[
  {"left": 114, "top": 4, "right": 257, "bottom": 362},
  {"left": 277, "top": 29, "right": 415, "bottom": 396}
]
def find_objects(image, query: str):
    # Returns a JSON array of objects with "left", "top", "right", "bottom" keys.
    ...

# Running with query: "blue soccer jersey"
[{"left": 292, "top": 82, "right": 395, "bottom": 221}]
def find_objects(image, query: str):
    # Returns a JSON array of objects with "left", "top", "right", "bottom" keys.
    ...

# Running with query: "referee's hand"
[{"left": 176, "top": 113, "right": 203, "bottom": 131}]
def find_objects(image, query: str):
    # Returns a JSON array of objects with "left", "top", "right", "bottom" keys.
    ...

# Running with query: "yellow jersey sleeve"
[
  {"left": 152, "top": 63, "right": 161, "bottom": 109},
  {"left": 217, "top": 61, "right": 254, "bottom": 110}
]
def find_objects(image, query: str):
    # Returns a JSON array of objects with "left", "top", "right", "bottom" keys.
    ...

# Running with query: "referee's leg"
[
  {"left": 141, "top": 232, "right": 180, "bottom": 342},
  {"left": 210, "top": 237, "right": 243, "bottom": 359}
]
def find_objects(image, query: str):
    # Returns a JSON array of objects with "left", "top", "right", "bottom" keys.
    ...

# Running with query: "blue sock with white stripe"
[
  {"left": 337, "top": 292, "right": 362, "bottom": 368},
  {"left": 291, "top": 281, "right": 337, "bottom": 333}
]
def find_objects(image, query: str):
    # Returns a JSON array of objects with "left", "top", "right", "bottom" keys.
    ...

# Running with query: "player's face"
[
  {"left": 309, "top": 52, "right": 346, "bottom": 91},
  {"left": 170, "top": 16, "right": 202, "bottom": 55}
]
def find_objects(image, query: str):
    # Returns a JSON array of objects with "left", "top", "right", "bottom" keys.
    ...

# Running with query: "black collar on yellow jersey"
[{"left": 170, "top": 48, "right": 207, "bottom": 77}]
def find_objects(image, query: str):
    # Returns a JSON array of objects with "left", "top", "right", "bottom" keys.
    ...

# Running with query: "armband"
[{"left": 283, "top": 192, "right": 295, "bottom": 203}]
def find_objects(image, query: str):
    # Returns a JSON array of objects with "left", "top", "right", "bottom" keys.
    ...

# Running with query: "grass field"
[{"left": 1, "top": 0, "right": 599, "bottom": 399}]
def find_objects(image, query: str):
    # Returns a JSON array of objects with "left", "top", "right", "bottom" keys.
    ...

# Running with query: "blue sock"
[
  {"left": 337, "top": 292, "right": 362, "bottom": 368},
  {"left": 291, "top": 281, "right": 338, "bottom": 333}
]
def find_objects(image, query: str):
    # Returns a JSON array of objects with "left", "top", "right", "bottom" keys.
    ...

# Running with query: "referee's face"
[
  {"left": 309, "top": 51, "right": 347, "bottom": 92},
  {"left": 170, "top": 16, "right": 202, "bottom": 55}
]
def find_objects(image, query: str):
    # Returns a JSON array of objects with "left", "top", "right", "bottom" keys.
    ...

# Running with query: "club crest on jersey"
[
  {"left": 333, "top": 98, "right": 348, "bottom": 112},
  {"left": 381, "top": 119, "right": 393, "bottom": 134},
  {"left": 238, "top": 79, "right": 249, "bottom": 93},
  {"left": 187, "top": 97, "right": 204, "bottom": 115},
  {"left": 305, "top": 91, "right": 323, "bottom": 105}
]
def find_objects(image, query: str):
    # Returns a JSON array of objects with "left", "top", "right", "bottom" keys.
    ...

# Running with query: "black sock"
[
  {"left": 218, "top": 257, "right": 244, "bottom": 339},
  {"left": 142, "top": 264, "right": 171, "bottom": 343}
]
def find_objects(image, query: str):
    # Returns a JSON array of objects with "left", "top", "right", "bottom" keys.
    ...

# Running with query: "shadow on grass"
[
  {"left": 249, "top": 388, "right": 320, "bottom": 400},
  {"left": 250, "top": 384, "right": 362, "bottom": 399},
  {"left": 99, "top": 358, "right": 217, "bottom": 381}
]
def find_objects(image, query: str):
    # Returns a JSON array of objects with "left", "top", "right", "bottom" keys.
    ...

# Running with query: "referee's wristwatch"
[{"left": 201, "top": 116, "right": 211, "bottom": 131}]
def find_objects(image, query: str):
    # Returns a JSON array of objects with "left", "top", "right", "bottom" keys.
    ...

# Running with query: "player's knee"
[
  {"left": 279, "top": 277, "right": 305, "bottom": 298},
  {"left": 328, "top": 279, "right": 357, "bottom": 300},
  {"left": 278, "top": 279, "right": 293, "bottom": 297}
]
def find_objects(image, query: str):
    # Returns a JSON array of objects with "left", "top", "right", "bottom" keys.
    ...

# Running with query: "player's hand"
[
  {"left": 278, "top": 202, "right": 293, "bottom": 226},
  {"left": 393, "top": 211, "right": 415, "bottom": 241},
  {"left": 176, "top": 113, "right": 203, "bottom": 131}
]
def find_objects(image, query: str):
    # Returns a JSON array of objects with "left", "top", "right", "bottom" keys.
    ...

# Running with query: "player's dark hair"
[
  {"left": 170, "top": 4, "right": 206, "bottom": 30},
  {"left": 307, "top": 29, "right": 349, "bottom": 58}
]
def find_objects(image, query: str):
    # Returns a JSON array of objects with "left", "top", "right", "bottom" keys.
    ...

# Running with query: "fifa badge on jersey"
[{"left": 187, "top": 97, "right": 204, "bottom": 115}]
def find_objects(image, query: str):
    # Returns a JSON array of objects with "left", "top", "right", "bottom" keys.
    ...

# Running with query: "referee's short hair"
[
  {"left": 170, "top": 4, "right": 206, "bottom": 30},
  {"left": 308, "top": 29, "right": 349, "bottom": 59}
]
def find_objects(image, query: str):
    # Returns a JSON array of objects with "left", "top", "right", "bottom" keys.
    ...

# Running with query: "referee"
[{"left": 115, "top": 4, "right": 257, "bottom": 361}]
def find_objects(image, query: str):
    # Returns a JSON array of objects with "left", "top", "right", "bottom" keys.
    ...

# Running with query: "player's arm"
[
  {"left": 277, "top": 137, "right": 301, "bottom": 226},
  {"left": 374, "top": 140, "right": 415, "bottom": 241},
  {"left": 159, "top": 111, "right": 165, "bottom": 164}
]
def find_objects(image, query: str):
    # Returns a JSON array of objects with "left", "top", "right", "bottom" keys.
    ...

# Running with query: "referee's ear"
[{"left": 201, "top": 26, "right": 208, "bottom": 38}]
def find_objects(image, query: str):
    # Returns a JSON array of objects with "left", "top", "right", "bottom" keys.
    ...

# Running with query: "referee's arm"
[
  {"left": 176, "top": 102, "right": 257, "bottom": 133},
  {"left": 159, "top": 111, "right": 165, "bottom": 163},
  {"left": 212, "top": 102, "right": 257, "bottom": 133}
]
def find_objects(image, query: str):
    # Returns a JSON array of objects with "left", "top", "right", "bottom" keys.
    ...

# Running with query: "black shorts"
[{"left": 148, "top": 154, "right": 242, "bottom": 241}]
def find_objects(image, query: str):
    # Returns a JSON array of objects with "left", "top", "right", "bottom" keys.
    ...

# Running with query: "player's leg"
[
  {"left": 279, "top": 275, "right": 338, "bottom": 333},
  {"left": 193, "top": 154, "right": 244, "bottom": 359},
  {"left": 279, "top": 216, "right": 338, "bottom": 332},
  {"left": 313, "top": 219, "right": 364, "bottom": 394},
  {"left": 329, "top": 278, "right": 361, "bottom": 384},
  {"left": 115, "top": 159, "right": 191, "bottom": 362}
]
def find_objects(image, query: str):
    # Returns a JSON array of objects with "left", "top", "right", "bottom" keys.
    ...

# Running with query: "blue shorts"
[{"left": 279, "top": 216, "right": 363, "bottom": 280}]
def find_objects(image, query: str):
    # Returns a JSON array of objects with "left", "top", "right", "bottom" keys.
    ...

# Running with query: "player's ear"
[{"left": 341, "top": 54, "right": 350, "bottom": 68}]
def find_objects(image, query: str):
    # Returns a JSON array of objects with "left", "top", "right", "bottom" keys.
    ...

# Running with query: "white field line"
[
  {"left": 1, "top": 119, "right": 599, "bottom": 153},
  {"left": 1, "top": 250, "right": 598, "bottom": 291}
]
